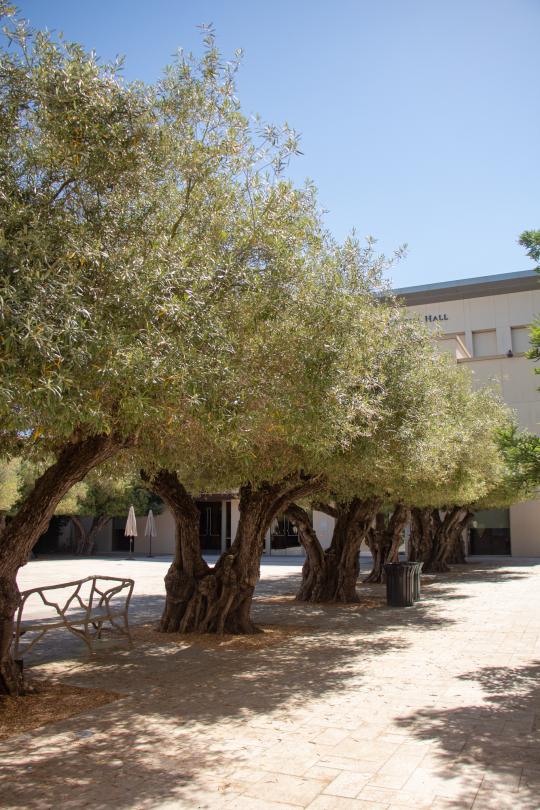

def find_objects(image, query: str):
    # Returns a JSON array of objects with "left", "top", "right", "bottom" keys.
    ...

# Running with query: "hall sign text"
[{"left": 424, "top": 314, "right": 449, "bottom": 323}]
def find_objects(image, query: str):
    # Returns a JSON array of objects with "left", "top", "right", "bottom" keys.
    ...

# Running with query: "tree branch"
[
  {"left": 312, "top": 501, "right": 338, "bottom": 519},
  {"left": 50, "top": 177, "right": 76, "bottom": 202}
]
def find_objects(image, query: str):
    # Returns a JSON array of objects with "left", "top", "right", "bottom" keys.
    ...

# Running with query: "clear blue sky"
[{"left": 16, "top": 0, "right": 540, "bottom": 287}]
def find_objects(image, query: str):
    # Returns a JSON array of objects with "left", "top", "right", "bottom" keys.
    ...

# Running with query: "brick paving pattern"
[{"left": 2, "top": 556, "right": 540, "bottom": 809}]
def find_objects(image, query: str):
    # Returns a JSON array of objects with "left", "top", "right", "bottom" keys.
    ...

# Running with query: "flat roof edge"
[{"left": 392, "top": 269, "right": 538, "bottom": 305}]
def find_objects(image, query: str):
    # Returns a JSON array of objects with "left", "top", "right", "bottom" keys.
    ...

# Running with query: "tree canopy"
[
  {"left": 0, "top": 459, "right": 20, "bottom": 516},
  {"left": 0, "top": 10, "right": 319, "bottom": 459}
]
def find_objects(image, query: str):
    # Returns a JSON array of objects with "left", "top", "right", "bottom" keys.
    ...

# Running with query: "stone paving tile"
[
  {"left": 313, "top": 755, "right": 382, "bottom": 774},
  {"left": 241, "top": 772, "right": 324, "bottom": 806},
  {"left": 224, "top": 797, "right": 301, "bottom": 810},
  {"left": 520, "top": 766, "right": 540, "bottom": 789},
  {"left": 357, "top": 785, "right": 433, "bottom": 808},
  {"left": 303, "top": 765, "right": 342, "bottom": 783},
  {"left": 322, "top": 770, "right": 371, "bottom": 797},
  {"left": 220, "top": 766, "right": 268, "bottom": 791},
  {"left": 311, "top": 726, "right": 351, "bottom": 746},
  {"left": 332, "top": 736, "right": 399, "bottom": 763},
  {"left": 4, "top": 556, "right": 540, "bottom": 809},
  {"left": 367, "top": 771, "right": 412, "bottom": 790},
  {"left": 307, "top": 798, "right": 389, "bottom": 810},
  {"left": 429, "top": 798, "right": 476, "bottom": 809}
]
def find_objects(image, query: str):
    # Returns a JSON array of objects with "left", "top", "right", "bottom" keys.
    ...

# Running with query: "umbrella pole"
[{"left": 148, "top": 535, "right": 153, "bottom": 558}]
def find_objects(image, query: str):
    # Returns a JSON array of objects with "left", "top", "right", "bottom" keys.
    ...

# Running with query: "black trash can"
[{"left": 384, "top": 562, "right": 416, "bottom": 607}]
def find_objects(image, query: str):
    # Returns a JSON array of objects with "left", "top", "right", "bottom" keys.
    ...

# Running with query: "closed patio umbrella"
[
  {"left": 124, "top": 505, "right": 138, "bottom": 559},
  {"left": 145, "top": 509, "right": 157, "bottom": 557}
]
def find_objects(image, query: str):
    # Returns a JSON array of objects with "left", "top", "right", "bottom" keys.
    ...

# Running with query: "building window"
[
  {"left": 469, "top": 509, "right": 511, "bottom": 555},
  {"left": 195, "top": 500, "right": 222, "bottom": 551},
  {"left": 511, "top": 326, "right": 530, "bottom": 354},
  {"left": 472, "top": 329, "right": 497, "bottom": 357}
]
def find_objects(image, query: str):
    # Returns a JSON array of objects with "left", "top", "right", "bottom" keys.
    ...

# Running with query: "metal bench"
[{"left": 14, "top": 575, "right": 135, "bottom": 660}]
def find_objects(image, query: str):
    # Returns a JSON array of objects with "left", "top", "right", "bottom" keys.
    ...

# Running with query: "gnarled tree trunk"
[
  {"left": 288, "top": 498, "right": 380, "bottom": 603},
  {"left": 285, "top": 503, "right": 327, "bottom": 602},
  {"left": 445, "top": 509, "right": 473, "bottom": 565},
  {"left": 146, "top": 470, "right": 323, "bottom": 634},
  {"left": 0, "top": 432, "right": 123, "bottom": 695},
  {"left": 408, "top": 507, "right": 433, "bottom": 562},
  {"left": 447, "top": 530, "right": 466, "bottom": 564},
  {"left": 424, "top": 506, "right": 470, "bottom": 573},
  {"left": 364, "top": 504, "right": 410, "bottom": 583}
]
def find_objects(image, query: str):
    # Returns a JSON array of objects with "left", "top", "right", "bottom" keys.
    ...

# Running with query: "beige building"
[
  {"left": 396, "top": 269, "right": 540, "bottom": 557},
  {"left": 49, "top": 270, "right": 540, "bottom": 559}
]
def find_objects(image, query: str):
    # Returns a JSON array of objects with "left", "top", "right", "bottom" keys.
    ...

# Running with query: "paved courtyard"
[{"left": 2, "top": 555, "right": 540, "bottom": 809}]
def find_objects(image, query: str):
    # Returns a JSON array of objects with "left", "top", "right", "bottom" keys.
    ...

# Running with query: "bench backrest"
[{"left": 16, "top": 575, "right": 134, "bottom": 627}]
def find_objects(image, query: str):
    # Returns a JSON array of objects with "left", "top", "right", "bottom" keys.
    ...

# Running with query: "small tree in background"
[
  {"left": 519, "top": 230, "right": 540, "bottom": 269},
  {"left": 496, "top": 424, "right": 540, "bottom": 497},
  {"left": 57, "top": 472, "right": 162, "bottom": 555},
  {"left": 519, "top": 229, "right": 540, "bottom": 366}
]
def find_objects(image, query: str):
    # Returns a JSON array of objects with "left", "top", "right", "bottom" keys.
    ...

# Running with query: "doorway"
[
  {"left": 196, "top": 501, "right": 222, "bottom": 552},
  {"left": 270, "top": 515, "right": 301, "bottom": 554}
]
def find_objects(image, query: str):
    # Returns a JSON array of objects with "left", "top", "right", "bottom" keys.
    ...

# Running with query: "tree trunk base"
[
  {"left": 295, "top": 560, "right": 360, "bottom": 603},
  {"left": 363, "top": 569, "right": 385, "bottom": 584},
  {"left": 423, "top": 560, "right": 451, "bottom": 573},
  {"left": 293, "top": 499, "right": 380, "bottom": 604},
  {"left": 159, "top": 560, "right": 259, "bottom": 635},
  {"left": 0, "top": 655, "right": 24, "bottom": 697},
  {"left": 0, "top": 579, "right": 24, "bottom": 696},
  {"left": 296, "top": 590, "right": 360, "bottom": 603}
]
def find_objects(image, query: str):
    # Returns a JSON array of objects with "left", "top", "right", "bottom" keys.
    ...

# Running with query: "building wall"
[
  {"left": 407, "top": 286, "right": 540, "bottom": 556},
  {"left": 230, "top": 500, "right": 240, "bottom": 546},
  {"left": 313, "top": 511, "right": 334, "bottom": 549},
  {"left": 56, "top": 516, "right": 114, "bottom": 554},
  {"left": 510, "top": 500, "right": 540, "bottom": 556},
  {"left": 93, "top": 520, "right": 113, "bottom": 554},
  {"left": 133, "top": 511, "right": 176, "bottom": 556}
]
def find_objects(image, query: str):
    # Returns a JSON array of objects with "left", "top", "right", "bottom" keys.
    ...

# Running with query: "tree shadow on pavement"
[
  {"left": 395, "top": 659, "right": 540, "bottom": 808},
  {"left": 2, "top": 581, "right": 458, "bottom": 809},
  {"left": 3, "top": 559, "right": 537, "bottom": 809}
]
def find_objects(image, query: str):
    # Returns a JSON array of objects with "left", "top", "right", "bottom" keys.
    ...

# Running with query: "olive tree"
[
  {"left": 407, "top": 383, "right": 516, "bottom": 572},
  {"left": 287, "top": 329, "right": 517, "bottom": 596},
  {"left": 0, "top": 7, "right": 316, "bottom": 692},
  {"left": 286, "top": 304, "right": 453, "bottom": 600}
]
